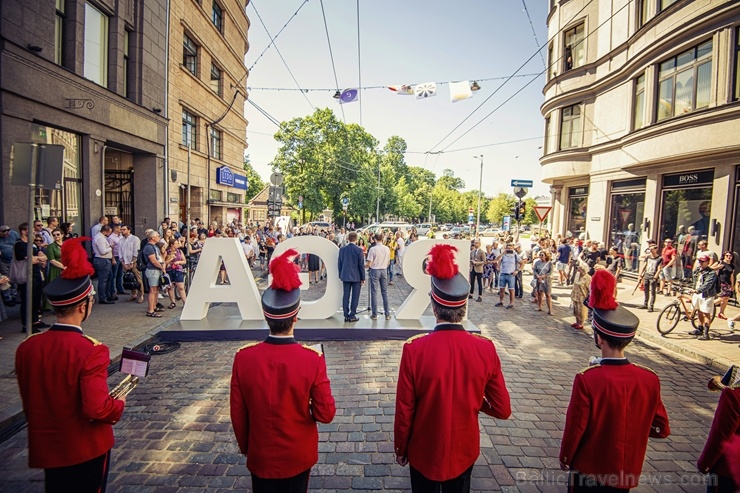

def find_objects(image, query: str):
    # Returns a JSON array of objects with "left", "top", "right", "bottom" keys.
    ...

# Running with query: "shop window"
[
  {"left": 563, "top": 23, "right": 585, "bottom": 72},
  {"left": 227, "top": 192, "right": 240, "bottom": 203},
  {"left": 567, "top": 187, "right": 588, "bottom": 238},
  {"left": 182, "top": 109, "right": 197, "bottom": 148},
  {"left": 559, "top": 104, "right": 582, "bottom": 150},
  {"left": 210, "top": 128, "right": 222, "bottom": 160},
  {"left": 183, "top": 33, "right": 198, "bottom": 75},
  {"left": 637, "top": 0, "right": 649, "bottom": 28},
  {"left": 55, "top": 0, "right": 65, "bottom": 66},
  {"left": 209, "top": 189, "right": 222, "bottom": 201},
  {"left": 210, "top": 63, "right": 222, "bottom": 96},
  {"left": 633, "top": 73, "right": 646, "bottom": 130},
  {"left": 607, "top": 184, "right": 645, "bottom": 273},
  {"left": 734, "top": 27, "right": 740, "bottom": 101},
  {"left": 83, "top": 3, "right": 109, "bottom": 86},
  {"left": 656, "top": 40, "right": 713, "bottom": 121},
  {"left": 212, "top": 1, "right": 224, "bottom": 33}
]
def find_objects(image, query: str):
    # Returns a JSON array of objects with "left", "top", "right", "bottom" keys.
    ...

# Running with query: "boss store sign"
[
  {"left": 662, "top": 170, "right": 713, "bottom": 188},
  {"left": 216, "top": 166, "right": 248, "bottom": 190}
]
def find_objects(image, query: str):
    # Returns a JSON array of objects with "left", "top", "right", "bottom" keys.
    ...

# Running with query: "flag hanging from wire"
[
  {"left": 414, "top": 82, "right": 437, "bottom": 99},
  {"left": 336, "top": 88, "right": 359, "bottom": 104},
  {"left": 388, "top": 84, "right": 415, "bottom": 95},
  {"left": 449, "top": 80, "right": 482, "bottom": 102}
]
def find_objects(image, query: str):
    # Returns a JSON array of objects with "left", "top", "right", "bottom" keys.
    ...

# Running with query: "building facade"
[
  {"left": 541, "top": 0, "right": 740, "bottom": 271},
  {"left": 0, "top": 0, "right": 168, "bottom": 236},
  {"left": 246, "top": 185, "right": 294, "bottom": 225},
  {"left": 167, "top": 0, "right": 250, "bottom": 228}
]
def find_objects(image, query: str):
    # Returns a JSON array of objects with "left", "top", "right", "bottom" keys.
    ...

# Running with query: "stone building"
[
  {"left": 541, "top": 0, "right": 740, "bottom": 270},
  {"left": 0, "top": 0, "right": 168, "bottom": 235},
  {"left": 166, "top": 0, "right": 250, "bottom": 228},
  {"left": 246, "top": 185, "right": 294, "bottom": 226}
]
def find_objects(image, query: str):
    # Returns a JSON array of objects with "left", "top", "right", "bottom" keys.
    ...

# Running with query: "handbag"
[
  {"left": 9, "top": 257, "right": 28, "bottom": 285},
  {"left": 122, "top": 271, "right": 140, "bottom": 291},
  {"left": 159, "top": 273, "right": 171, "bottom": 286}
]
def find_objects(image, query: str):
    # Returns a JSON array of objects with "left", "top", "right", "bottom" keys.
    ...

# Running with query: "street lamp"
[{"left": 474, "top": 155, "right": 483, "bottom": 237}]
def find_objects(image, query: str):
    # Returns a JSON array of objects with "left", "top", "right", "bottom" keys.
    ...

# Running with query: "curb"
[{"left": 635, "top": 328, "right": 734, "bottom": 373}]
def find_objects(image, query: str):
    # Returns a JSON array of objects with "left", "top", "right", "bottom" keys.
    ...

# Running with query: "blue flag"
[{"left": 338, "top": 88, "right": 359, "bottom": 104}]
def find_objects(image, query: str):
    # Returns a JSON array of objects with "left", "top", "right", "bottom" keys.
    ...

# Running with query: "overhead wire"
[
  {"left": 247, "top": 0, "right": 310, "bottom": 73},
  {"left": 250, "top": 1, "right": 315, "bottom": 111},
  {"left": 319, "top": 0, "right": 345, "bottom": 123},
  {"left": 404, "top": 136, "right": 543, "bottom": 154},
  {"left": 356, "top": 0, "right": 363, "bottom": 126},
  {"left": 521, "top": 0, "right": 547, "bottom": 70}
]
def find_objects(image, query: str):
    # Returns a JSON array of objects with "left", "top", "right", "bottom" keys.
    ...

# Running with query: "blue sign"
[
  {"left": 341, "top": 197, "right": 349, "bottom": 206},
  {"left": 502, "top": 215, "right": 511, "bottom": 231},
  {"left": 233, "top": 173, "right": 248, "bottom": 190},
  {"left": 511, "top": 179, "right": 533, "bottom": 187},
  {"left": 216, "top": 166, "right": 234, "bottom": 186}
]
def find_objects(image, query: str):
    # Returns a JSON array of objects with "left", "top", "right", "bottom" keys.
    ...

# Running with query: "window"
[
  {"left": 183, "top": 33, "right": 198, "bottom": 75},
  {"left": 564, "top": 23, "right": 585, "bottom": 71},
  {"left": 210, "top": 63, "right": 222, "bottom": 96},
  {"left": 227, "top": 192, "right": 240, "bottom": 203},
  {"left": 659, "top": 0, "right": 679, "bottom": 13},
  {"left": 84, "top": 3, "right": 109, "bottom": 86},
  {"left": 734, "top": 27, "right": 740, "bottom": 101},
  {"left": 637, "top": 0, "right": 649, "bottom": 28},
  {"left": 559, "top": 104, "right": 582, "bottom": 150},
  {"left": 547, "top": 44, "right": 556, "bottom": 80},
  {"left": 55, "top": 0, "right": 65, "bottom": 65},
  {"left": 656, "top": 40, "right": 712, "bottom": 121},
  {"left": 212, "top": 1, "right": 224, "bottom": 33},
  {"left": 544, "top": 116, "right": 556, "bottom": 154},
  {"left": 182, "top": 110, "right": 197, "bottom": 148},
  {"left": 209, "top": 189, "right": 222, "bottom": 201},
  {"left": 633, "top": 74, "right": 646, "bottom": 130},
  {"left": 123, "top": 30, "right": 130, "bottom": 98},
  {"left": 210, "top": 127, "right": 221, "bottom": 159}
]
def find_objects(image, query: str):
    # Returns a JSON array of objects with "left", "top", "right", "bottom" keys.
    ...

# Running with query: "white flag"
[
  {"left": 414, "top": 82, "right": 437, "bottom": 99},
  {"left": 450, "top": 81, "right": 473, "bottom": 103}
]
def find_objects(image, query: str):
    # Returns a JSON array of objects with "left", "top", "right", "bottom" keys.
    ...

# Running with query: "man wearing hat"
[
  {"left": 560, "top": 270, "right": 670, "bottom": 491},
  {"left": 689, "top": 253, "right": 718, "bottom": 341},
  {"left": 15, "top": 237, "right": 126, "bottom": 492},
  {"left": 230, "top": 249, "right": 336, "bottom": 492},
  {"left": 394, "top": 244, "right": 511, "bottom": 492}
]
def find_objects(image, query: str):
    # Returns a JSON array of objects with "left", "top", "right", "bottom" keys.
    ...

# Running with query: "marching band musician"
[
  {"left": 230, "top": 248, "right": 336, "bottom": 492},
  {"left": 560, "top": 269, "right": 670, "bottom": 492},
  {"left": 697, "top": 366, "right": 740, "bottom": 493},
  {"left": 394, "top": 244, "right": 511, "bottom": 492},
  {"left": 15, "top": 237, "right": 126, "bottom": 492}
]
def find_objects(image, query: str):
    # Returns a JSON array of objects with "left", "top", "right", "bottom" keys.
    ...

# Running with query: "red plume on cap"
[
  {"left": 269, "top": 248, "right": 302, "bottom": 291},
  {"left": 589, "top": 269, "right": 618, "bottom": 310},
  {"left": 426, "top": 244, "right": 459, "bottom": 280},
  {"left": 60, "top": 237, "right": 95, "bottom": 279}
]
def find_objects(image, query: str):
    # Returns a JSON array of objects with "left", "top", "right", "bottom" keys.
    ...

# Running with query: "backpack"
[{"left": 137, "top": 245, "right": 147, "bottom": 271}]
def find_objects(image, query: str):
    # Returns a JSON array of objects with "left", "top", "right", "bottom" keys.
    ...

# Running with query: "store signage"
[
  {"left": 180, "top": 237, "right": 471, "bottom": 322},
  {"left": 663, "top": 170, "right": 713, "bottom": 188},
  {"left": 233, "top": 174, "right": 248, "bottom": 190},
  {"left": 569, "top": 186, "right": 588, "bottom": 196},
  {"left": 216, "top": 166, "right": 234, "bottom": 186}
]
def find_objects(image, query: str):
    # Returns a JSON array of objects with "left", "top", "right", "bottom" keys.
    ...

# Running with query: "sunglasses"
[
  {"left": 34, "top": 239, "right": 43, "bottom": 243},
  {"left": 52, "top": 233, "right": 62, "bottom": 237}
]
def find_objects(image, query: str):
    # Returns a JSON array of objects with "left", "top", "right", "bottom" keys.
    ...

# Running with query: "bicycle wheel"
[{"left": 656, "top": 303, "right": 681, "bottom": 335}]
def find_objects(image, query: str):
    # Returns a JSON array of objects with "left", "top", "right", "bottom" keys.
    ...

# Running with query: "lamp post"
[{"left": 474, "top": 155, "right": 483, "bottom": 237}]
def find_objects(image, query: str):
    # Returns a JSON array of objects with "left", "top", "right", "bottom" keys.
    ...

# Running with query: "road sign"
[
  {"left": 502, "top": 215, "right": 511, "bottom": 232},
  {"left": 341, "top": 197, "right": 349, "bottom": 206},
  {"left": 270, "top": 172, "right": 283, "bottom": 187},
  {"left": 511, "top": 179, "right": 533, "bottom": 187},
  {"left": 513, "top": 187, "right": 528, "bottom": 199},
  {"left": 533, "top": 206, "right": 552, "bottom": 222}
]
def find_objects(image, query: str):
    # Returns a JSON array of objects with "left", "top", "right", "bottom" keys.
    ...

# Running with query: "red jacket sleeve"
[
  {"left": 230, "top": 358, "right": 250, "bottom": 455},
  {"left": 560, "top": 374, "right": 590, "bottom": 467},
  {"left": 480, "top": 351, "right": 511, "bottom": 419},
  {"left": 394, "top": 345, "right": 415, "bottom": 457},
  {"left": 310, "top": 355, "right": 336, "bottom": 424},
  {"left": 80, "top": 345, "right": 124, "bottom": 424},
  {"left": 649, "top": 391, "right": 670, "bottom": 439},
  {"left": 698, "top": 388, "right": 740, "bottom": 473}
]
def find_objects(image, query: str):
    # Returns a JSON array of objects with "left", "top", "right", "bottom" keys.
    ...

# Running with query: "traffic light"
[
  {"left": 511, "top": 206, "right": 520, "bottom": 221},
  {"left": 519, "top": 202, "right": 526, "bottom": 220}
]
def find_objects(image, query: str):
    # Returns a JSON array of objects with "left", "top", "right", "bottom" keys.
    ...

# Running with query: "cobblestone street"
[{"left": 0, "top": 273, "right": 733, "bottom": 492}]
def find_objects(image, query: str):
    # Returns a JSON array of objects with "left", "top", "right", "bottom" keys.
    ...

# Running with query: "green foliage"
[
  {"left": 243, "top": 155, "right": 266, "bottom": 202},
  {"left": 522, "top": 197, "right": 539, "bottom": 225},
  {"left": 486, "top": 193, "right": 517, "bottom": 225}
]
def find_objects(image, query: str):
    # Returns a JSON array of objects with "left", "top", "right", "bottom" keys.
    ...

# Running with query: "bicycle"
[{"left": 655, "top": 280, "right": 716, "bottom": 335}]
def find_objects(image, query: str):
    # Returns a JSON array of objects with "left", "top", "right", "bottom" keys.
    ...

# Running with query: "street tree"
[{"left": 486, "top": 193, "right": 516, "bottom": 225}]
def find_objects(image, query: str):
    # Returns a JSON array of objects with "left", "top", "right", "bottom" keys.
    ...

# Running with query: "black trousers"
[
  {"left": 410, "top": 464, "right": 473, "bottom": 493},
  {"left": 644, "top": 277, "right": 658, "bottom": 309},
  {"left": 251, "top": 469, "right": 310, "bottom": 493},
  {"left": 18, "top": 278, "right": 42, "bottom": 327},
  {"left": 515, "top": 271, "right": 523, "bottom": 298},
  {"left": 568, "top": 472, "right": 628, "bottom": 493},
  {"left": 45, "top": 450, "right": 110, "bottom": 493},
  {"left": 469, "top": 271, "right": 482, "bottom": 296},
  {"left": 706, "top": 474, "right": 736, "bottom": 493}
]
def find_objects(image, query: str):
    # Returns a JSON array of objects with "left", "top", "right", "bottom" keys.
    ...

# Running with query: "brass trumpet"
[{"left": 109, "top": 374, "right": 139, "bottom": 399}]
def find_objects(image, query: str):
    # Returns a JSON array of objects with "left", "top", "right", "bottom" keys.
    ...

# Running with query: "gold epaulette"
[
  {"left": 302, "top": 344, "right": 322, "bottom": 356},
  {"left": 471, "top": 333, "right": 494, "bottom": 344},
  {"left": 405, "top": 333, "right": 429, "bottom": 344},
  {"left": 83, "top": 335, "right": 102, "bottom": 346},
  {"left": 237, "top": 342, "right": 259, "bottom": 352},
  {"left": 578, "top": 365, "right": 600, "bottom": 375},
  {"left": 632, "top": 363, "right": 658, "bottom": 375}
]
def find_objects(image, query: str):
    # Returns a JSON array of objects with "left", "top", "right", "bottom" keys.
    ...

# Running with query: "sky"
[{"left": 242, "top": 0, "right": 551, "bottom": 199}]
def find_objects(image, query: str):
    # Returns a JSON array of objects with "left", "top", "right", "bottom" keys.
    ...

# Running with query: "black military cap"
[
  {"left": 592, "top": 306, "right": 639, "bottom": 339},
  {"left": 426, "top": 244, "right": 468, "bottom": 308},
  {"left": 261, "top": 248, "right": 301, "bottom": 320}
]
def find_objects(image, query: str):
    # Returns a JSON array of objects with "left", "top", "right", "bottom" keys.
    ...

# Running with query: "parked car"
[
  {"left": 414, "top": 223, "right": 434, "bottom": 236},
  {"left": 480, "top": 228, "right": 501, "bottom": 237}
]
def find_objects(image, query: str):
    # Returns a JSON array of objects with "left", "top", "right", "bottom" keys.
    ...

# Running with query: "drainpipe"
[
  {"left": 101, "top": 144, "right": 107, "bottom": 220},
  {"left": 163, "top": 0, "right": 171, "bottom": 223}
]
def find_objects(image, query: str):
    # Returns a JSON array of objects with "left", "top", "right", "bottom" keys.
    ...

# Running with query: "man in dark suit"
[
  {"left": 230, "top": 249, "right": 336, "bottom": 492},
  {"left": 338, "top": 231, "right": 365, "bottom": 322}
]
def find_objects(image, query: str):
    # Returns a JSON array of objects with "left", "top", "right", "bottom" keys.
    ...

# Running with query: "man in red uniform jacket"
[
  {"left": 560, "top": 270, "right": 670, "bottom": 492},
  {"left": 698, "top": 366, "right": 740, "bottom": 492},
  {"left": 394, "top": 244, "right": 511, "bottom": 492},
  {"left": 230, "top": 249, "right": 335, "bottom": 492},
  {"left": 15, "top": 238, "right": 126, "bottom": 493}
]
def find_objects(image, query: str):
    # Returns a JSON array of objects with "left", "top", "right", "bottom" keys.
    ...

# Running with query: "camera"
[{"left": 506, "top": 249, "right": 514, "bottom": 254}]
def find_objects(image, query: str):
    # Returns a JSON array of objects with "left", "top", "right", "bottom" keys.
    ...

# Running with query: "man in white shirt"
[
  {"left": 365, "top": 233, "right": 391, "bottom": 320},
  {"left": 243, "top": 236, "right": 255, "bottom": 267},
  {"left": 395, "top": 231, "right": 406, "bottom": 276},
  {"left": 108, "top": 224, "right": 125, "bottom": 296},
  {"left": 92, "top": 225, "right": 115, "bottom": 304},
  {"left": 91, "top": 216, "right": 108, "bottom": 239},
  {"left": 693, "top": 239, "right": 718, "bottom": 269},
  {"left": 120, "top": 225, "right": 142, "bottom": 303}
]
